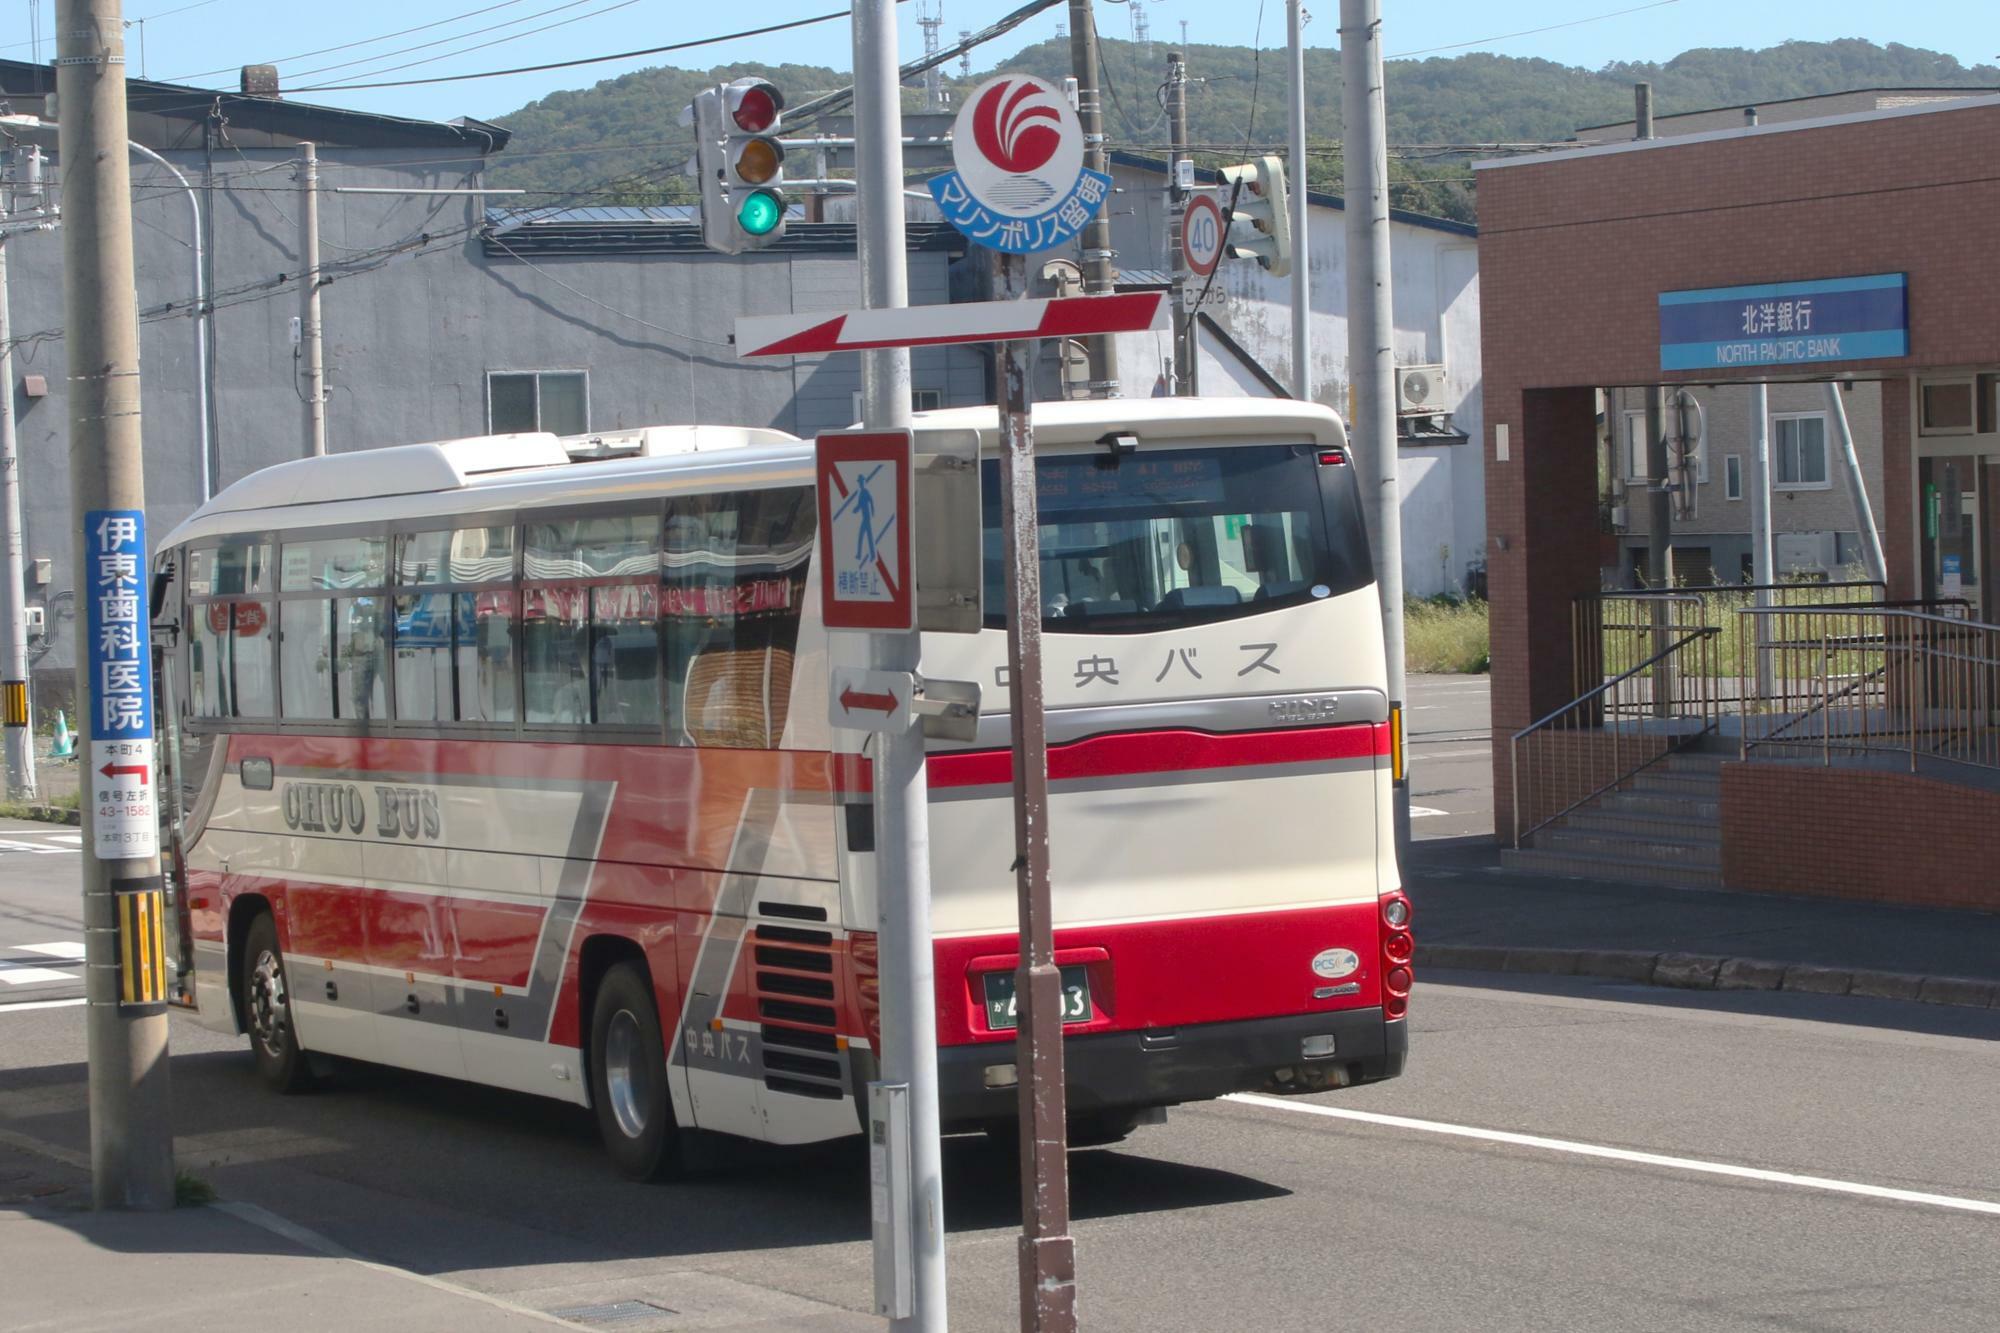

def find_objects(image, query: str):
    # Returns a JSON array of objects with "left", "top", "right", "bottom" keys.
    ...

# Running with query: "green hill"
[{"left": 483, "top": 37, "right": 2000, "bottom": 223}]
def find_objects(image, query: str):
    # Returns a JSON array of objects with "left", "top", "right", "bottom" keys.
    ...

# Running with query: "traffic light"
[
  {"left": 1219, "top": 154, "right": 1292, "bottom": 278},
  {"left": 722, "top": 77, "right": 787, "bottom": 247},
  {"left": 683, "top": 77, "right": 788, "bottom": 254}
]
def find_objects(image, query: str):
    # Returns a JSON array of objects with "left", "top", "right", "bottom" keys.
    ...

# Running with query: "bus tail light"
[
  {"left": 1317, "top": 448, "right": 1347, "bottom": 466},
  {"left": 1380, "top": 891, "right": 1413, "bottom": 1020}
]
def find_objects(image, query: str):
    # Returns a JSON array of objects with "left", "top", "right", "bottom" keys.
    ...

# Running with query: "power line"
[
  {"left": 1388, "top": 0, "right": 1680, "bottom": 60},
  {"left": 164, "top": 1, "right": 537, "bottom": 82},
  {"left": 287, "top": 0, "right": 646, "bottom": 89}
]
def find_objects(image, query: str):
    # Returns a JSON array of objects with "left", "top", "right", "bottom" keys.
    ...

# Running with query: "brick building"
[{"left": 1476, "top": 92, "right": 2000, "bottom": 910}]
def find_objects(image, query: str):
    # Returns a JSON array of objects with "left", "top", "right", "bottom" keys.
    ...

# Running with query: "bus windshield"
[{"left": 980, "top": 442, "right": 1372, "bottom": 633}]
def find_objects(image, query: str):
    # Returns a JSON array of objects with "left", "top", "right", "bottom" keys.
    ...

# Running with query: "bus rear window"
[{"left": 980, "top": 443, "right": 1371, "bottom": 633}]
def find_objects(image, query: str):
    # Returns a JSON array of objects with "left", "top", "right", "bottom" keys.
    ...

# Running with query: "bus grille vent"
[{"left": 751, "top": 924, "right": 846, "bottom": 1100}]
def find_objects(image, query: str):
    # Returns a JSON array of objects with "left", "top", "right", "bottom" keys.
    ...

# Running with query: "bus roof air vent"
[
  {"left": 433, "top": 432, "right": 573, "bottom": 474},
  {"left": 559, "top": 425, "right": 804, "bottom": 459}
]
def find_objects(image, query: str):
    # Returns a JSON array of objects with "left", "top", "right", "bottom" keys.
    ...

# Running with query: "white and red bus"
[{"left": 153, "top": 399, "right": 1410, "bottom": 1178}]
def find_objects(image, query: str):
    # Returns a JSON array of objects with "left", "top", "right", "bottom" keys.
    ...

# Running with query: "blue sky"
[{"left": 6, "top": 0, "right": 1995, "bottom": 124}]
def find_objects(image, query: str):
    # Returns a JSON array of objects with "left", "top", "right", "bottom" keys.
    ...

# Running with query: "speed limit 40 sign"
[{"left": 1182, "top": 193, "right": 1225, "bottom": 277}]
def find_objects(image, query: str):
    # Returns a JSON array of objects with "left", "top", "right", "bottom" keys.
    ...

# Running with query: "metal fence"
[{"left": 1735, "top": 606, "right": 2000, "bottom": 773}]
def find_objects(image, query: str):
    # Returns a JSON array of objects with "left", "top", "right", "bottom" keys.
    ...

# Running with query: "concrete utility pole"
[
  {"left": 1825, "top": 383, "right": 1887, "bottom": 584},
  {"left": 1067, "top": 0, "right": 1118, "bottom": 395},
  {"left": 0, "top": 145, "right": 55, "bottom": 801},
  {"left": 1340, "top": 0, "right": 1409, "bottom": 847},
  {"left": 1165, "top": 49, "right": 1195, "bottom": 394},
  {"left": 1287, "top": 0, "right": 1311, "bottom": 401},
  {"left": 56, "top": 0, "right": 175, "bottom": 1211},
  {"left": 297, "top": 140, "right": 326, "bottom": 456},
  {"left": 850, "top": 5, "right": 947, "bottom": 1329}
]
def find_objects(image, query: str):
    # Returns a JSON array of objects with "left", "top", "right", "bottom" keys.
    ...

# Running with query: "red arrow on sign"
[
  {"left": 99, "top": 762, "right": 149, "bottom": 785},
  {"left": 839, "top": 685, "right": 899, "bottom": 716},
  {"left": 737, "top": 291, "right": 1169, "bottom": 359}
]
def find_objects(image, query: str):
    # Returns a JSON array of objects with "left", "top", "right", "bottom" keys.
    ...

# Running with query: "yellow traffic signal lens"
[{"left": 732, "top": 137, "right": 783, "bottom": 185}]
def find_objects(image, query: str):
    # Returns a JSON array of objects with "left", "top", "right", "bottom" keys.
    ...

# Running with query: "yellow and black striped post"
[
  {"left": 114, "top": 876, "right": 168, "bottom": 1008},
  {"left": 0, "top": 679, "right": 26, "bottom": 728}
]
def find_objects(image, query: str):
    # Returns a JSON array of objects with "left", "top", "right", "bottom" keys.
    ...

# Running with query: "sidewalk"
[
  {"left": 1407, "top": 835, "right": 2000, "bottom": 1005},
  {"left": 0, "top": 1141, "right": 570, "bottom": 1331}
]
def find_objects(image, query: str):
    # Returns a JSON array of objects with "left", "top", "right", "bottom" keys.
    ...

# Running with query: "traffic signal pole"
[
  {"left": 1066, "top": 0, "right": 1118, "bottom": 396},
  {"left": 1339, "top": 0, "right": 1410, "bottom": 851},
  {"left": 1286, "top": 0, "right": 1311, "bottom": 401},
  {"left": 851, "top": 4, "right": 948, "bottom": 1329},
  {"left": 56, "top": 0, "right": 176, "bottom": 1211}
]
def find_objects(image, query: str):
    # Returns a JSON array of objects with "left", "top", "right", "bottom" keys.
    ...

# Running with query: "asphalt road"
[
  {"left": 1406, "top": 673, "right": 1493, "bottom": 841},
  {"left": 4, "top": 972, "right": 1996, "bottom": 1330},
  {"left": 0, "top": 817, "right": 87, "bottom": 1007}
]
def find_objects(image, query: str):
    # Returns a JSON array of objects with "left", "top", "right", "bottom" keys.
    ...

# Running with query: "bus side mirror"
[{"left": 149, "top": 562, "right": 175, "bottom": 621}]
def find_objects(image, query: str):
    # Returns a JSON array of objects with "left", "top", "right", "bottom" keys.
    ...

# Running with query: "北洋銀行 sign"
[{"left": 1658, "top": 273, "right": 1907, "bottom": 372}]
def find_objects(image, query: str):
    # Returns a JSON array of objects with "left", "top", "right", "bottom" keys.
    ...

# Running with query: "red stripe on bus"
[{"left": 927, "top": 722, "right": 1389, "bottom": 790}]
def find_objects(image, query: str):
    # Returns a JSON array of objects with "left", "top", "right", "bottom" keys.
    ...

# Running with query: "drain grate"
[{"left": 547, "top": 1299, "right": 677, "bottom": 1325}]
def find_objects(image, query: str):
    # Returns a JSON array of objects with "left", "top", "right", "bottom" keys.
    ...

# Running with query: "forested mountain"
[{"left": 483, "top": 37, "right": 1999, "bottom": 223}]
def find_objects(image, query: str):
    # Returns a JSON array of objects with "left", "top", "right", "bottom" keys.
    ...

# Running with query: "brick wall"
[{"left": 1721, "top": 762, "right": 2000, "bottom": 911}]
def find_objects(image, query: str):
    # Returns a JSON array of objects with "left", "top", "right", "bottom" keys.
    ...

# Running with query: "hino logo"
[{"left": 1268, "top": 695, "right": 1340, "bottom": 724}]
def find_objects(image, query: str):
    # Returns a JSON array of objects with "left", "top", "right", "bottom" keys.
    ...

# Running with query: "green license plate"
[{"left": 983, "top": 966, "right": 1092, "bottom": 1031}]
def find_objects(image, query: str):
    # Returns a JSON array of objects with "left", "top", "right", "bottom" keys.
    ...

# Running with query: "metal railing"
[
  {"left": 1735, "top": 606, "right": 2000, "bottom": 773},
  {"left": 1512, "top": 623, "right": 1722, "bottom": 848}
]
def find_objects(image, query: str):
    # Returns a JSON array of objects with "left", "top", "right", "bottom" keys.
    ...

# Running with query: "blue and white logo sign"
[
  {"left": 1659, "top": 272, "right": 1908, "bottom": 372},
  {"left": 84, "top": 509, "right": 157, "bottom": 859},
  {"left": 929, "top": 74, "right": 1111, "bottom": 254}
]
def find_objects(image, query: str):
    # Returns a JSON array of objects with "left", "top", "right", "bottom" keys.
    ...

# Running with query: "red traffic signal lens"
[
  {"left": 731, "top": 136, "right": 783, "bottom": 186},
  {"left": 729, "top": 82, "right": 782, "bottom": 133}
]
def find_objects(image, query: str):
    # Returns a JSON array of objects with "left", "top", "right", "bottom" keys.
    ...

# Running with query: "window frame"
[
  {"left": 1724, "top": 454, "right": 1743, "bottom": 502},
  {"left": 388, "top": 517, "right": 525, "bottom": 734},
  {"left": 1917, "top": 376, "right": 1978, "bottom": 438},
  {"left": 516, "top": 499, "right": 666, "bottom": 741},
  {"left": 1771, "top": 411, "right": 1833, "bottom": 491},
  {"left": 181, "top": 535, "right": 279, "bottom": 723},
  {"left": 486, "top": 369, "right": 591, "bottom": 437}
]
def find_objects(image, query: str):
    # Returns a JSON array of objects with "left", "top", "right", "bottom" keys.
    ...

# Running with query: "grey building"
[{"left": 1, "top": 62, "right": 985, "bottom": 683}]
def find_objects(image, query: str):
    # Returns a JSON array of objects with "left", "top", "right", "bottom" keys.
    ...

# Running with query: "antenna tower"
[{"left": 918, "top": 0, "right": 946, "bottom": 111}]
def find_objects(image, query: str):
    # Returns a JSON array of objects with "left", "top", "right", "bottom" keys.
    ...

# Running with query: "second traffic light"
[
  {"left": 722, "top": 78, "right": 786, "bottom": 245},
  {"left": 1219, "top": 155, "right": 1292, "bottom": 278}
]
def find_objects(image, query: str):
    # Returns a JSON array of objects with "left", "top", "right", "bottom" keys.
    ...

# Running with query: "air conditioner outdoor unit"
[
  {"left": 1775, "top": 531, "right": 1839, "bottom": 576},
  {"left": 1396, "top": 364, "right": 1447, "bottom": 416},
  {"left": 24, "top": 606, "right": 44, "bottom": 641},
  {"left": 1609, "top": 504, "right": 1630, "bottom": 530}
]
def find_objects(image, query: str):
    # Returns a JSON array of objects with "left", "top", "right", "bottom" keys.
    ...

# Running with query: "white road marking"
[
  {"left": 0, "top": 965, "right": 78, "bottom": 985},
  {"left": 1408, "top": 806, "right": 1449, "bottom": 818},
  {"left": 0, "top": 997, "right": 85, "bottom": 1012},
  {"left": 1224, "top": 1094, "right": 2000, "bottom": 1218},
  {"left": 0, "top": 839, "right": 71, "bottom": 854},
  {"left": 1406, "top": 749, "right": 1492, "bottom": 760},
  {"left": 16, "top": 942, "right": 85, "bottom": 960}
]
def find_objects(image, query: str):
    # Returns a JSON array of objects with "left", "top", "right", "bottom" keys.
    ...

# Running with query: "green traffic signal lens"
[{"left": 737, "top": 189, "right": 784, "bottom": 237}]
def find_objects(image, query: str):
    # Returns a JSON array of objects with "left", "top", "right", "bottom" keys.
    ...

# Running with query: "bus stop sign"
[{"left": 816, "top": 430, "right": 914, "bottom": 631}]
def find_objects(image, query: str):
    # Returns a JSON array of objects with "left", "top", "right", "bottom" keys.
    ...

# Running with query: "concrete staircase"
[{"left": 1501, "top": 752, "right": 1724, "bottom": 889}]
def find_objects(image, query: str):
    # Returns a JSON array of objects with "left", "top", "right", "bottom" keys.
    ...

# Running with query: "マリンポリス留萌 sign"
[
  {"left": 928, "top": 74, "right": 1110, "bottom": 254},
  {"left": 1658, "top": 272, "right": 1908, "bottom": 372}
]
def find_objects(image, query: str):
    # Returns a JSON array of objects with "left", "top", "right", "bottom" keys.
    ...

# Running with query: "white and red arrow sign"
[
  {"left": 736, "top": 291, "right": 1169, "bottom": 359},
  {"left": 829, "top": 666, "right": 914, "bottom": 735}
]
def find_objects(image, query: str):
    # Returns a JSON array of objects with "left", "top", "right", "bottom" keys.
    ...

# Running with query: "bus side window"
[
  {"left": 393, "top": 526, "right": 516, "bottom": 725},
  {"left": 278, "top": 534, "right": 386, "bottom": 722},
  {"left": 187, "top": 541, "right": 275, "bottom": 721},
  {"left": 663, "top": 488, "right": 813, "bottom": 749},
  {"left": 522, "top": 512, "right": 660, "bottom": 728}
]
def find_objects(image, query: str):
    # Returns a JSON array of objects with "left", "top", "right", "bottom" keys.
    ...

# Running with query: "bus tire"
[
  {"left": 589, "top": 962, "right": 680, "bottom": 1181},
  {"left": 241, "top": 912, "right": 313, "bottom": 1093}
]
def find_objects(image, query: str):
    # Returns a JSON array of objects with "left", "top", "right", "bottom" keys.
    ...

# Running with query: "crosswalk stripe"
[
  {"left": 0, "top": 966, "right": 79, "bottom": 986},
  {"left": 17, "top": 942, "right": 85, "bottom": 961}
]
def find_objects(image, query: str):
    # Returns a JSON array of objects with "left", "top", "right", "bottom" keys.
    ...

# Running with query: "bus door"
[{"left": 150, "top": 580, "right": 197, "bottom": 1008}]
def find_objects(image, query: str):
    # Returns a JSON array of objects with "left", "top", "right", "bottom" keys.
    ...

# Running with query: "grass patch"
[
  {"left": 1405, "top": 595, "right": 1490, "bottom": 674},
  {"left": 0, "top": 790, "right": 79, "bottom": 822},
  {"left": 174, "top": 1170, "right": 215, "bottom": 1207}
]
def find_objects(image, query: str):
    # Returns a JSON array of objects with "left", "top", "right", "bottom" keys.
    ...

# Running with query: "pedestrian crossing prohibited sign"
[{"left": 816, "top": 431, "right": 914, "bottom": 632}]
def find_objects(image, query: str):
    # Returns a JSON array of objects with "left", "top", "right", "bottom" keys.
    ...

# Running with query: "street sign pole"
[
  {"left": 56, "top": 0, "right": 175, "bottom": 1211},
  {"left": 995, "top": 251, "right": 1076, "bottom": 1331},
  {"left": 850, "top": 4, "right": 946, "bottom": 1330}
]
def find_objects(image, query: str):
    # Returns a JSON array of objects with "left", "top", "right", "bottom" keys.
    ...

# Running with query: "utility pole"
[
  {"left": 1067, "top": 0, "right": 1119, "bottom": 396},
  {"left": 0, "top": 145, "right": 55, "bottom": 801},
  {"left": 1635, "top": 84, "right": 1670, "bottom": 590},
  {"left": 1287, "top": 0, "right": 1311, "bottom": 401},
  {"left": 1340, "top": 0, "right": 1409, "bottom": 849},
  {"left": 297, "top": 140, "right": 326, "bottom": 456},
  {"left": 1165, "top": 49, "right": 1195, "bottom": 395},
  {"left": 851, "top": 5, "right": 946, "bottom": 1330},
  {"left": 56, "top": 0, "right": 176, "bottom": 1212}
]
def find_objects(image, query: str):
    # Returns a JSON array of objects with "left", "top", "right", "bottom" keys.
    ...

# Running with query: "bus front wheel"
[
  {"left": 241, "top": 912, "right": 312, "bottom": 1092},
  {"left": 589, "top": 962, "right": 681, "bottom": 1181}
]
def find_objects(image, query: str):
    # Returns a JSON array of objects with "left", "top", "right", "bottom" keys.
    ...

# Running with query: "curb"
[{"left": 1414, "top": 944, "right": 2000, "bottom": 1012}]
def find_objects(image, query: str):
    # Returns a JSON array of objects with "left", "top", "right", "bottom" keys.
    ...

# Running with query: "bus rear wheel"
[
  {"left": 241, "top": 912, "right": 312, "bottom": 1093},
  {"left": 589, "top": 962, "right": 681, "bottom": 1181}
]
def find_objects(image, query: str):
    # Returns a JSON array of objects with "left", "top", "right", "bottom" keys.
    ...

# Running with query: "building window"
[
  {"left": 1919, "top": 378, "right": 1976, "bottom": 436},
  {"left": 488, "top": 371, "right": 588, "bottom": 436},
  {"left": 1725, "top": 454, "right": 1742, "bottom": 501},
  {"left": 1773, "top": 413, "right": 1830, "bottom": 489},
  {"left": 1622, "top": 411, "right": 1648, "bottom": 480}
]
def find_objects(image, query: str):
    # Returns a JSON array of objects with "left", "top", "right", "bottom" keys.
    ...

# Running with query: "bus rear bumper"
[{"left": 936, "top": 1008, "right": 1407, "bottom": 1130}]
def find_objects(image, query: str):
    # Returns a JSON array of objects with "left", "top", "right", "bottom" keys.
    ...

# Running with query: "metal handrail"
[{"left": 1512, "top": 623, "right": 1721, "bottom": 848}]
